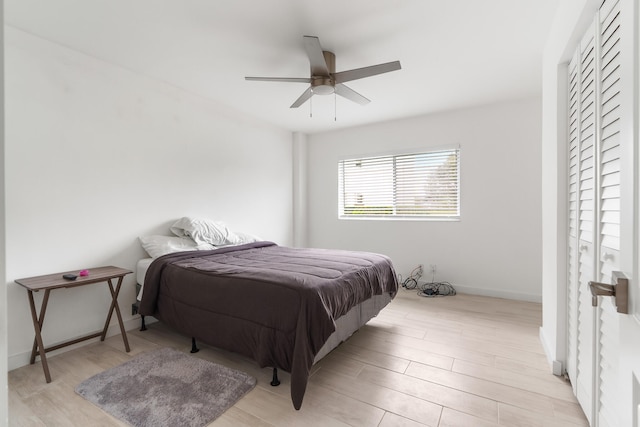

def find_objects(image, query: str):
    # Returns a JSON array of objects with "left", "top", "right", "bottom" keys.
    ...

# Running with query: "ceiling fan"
[{"left": 245, "top": 36, "right": 401, "bottom": 108}]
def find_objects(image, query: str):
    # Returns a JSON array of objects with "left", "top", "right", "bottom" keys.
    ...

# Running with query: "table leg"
[
  {"left": 101, "top": 276, "right": 130, "bottom": 352},
  {"left": 27, "top": 290, "right": 51, "bottom": 383},
  {"left": 29, "top": 289, "right": 49, "bottom": 365}
]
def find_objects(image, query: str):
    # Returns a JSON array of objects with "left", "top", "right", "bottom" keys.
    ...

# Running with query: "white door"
[
  {"left": 600, "top": 1, "right": 640, "bottom": 425},
  {"left": 593, "top": 1, "right": 622, "bottom": 425},
  {"left": 566, "top": 0, "right": 640, "bottom": 425},
  {"left": 567, "top": 17, "right": 597, "bottom": 423}
]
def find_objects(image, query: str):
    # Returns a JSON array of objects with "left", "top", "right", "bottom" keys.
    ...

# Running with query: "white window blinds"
[{"left": 338, "top": 148, "right": 460, "bottom": 219}]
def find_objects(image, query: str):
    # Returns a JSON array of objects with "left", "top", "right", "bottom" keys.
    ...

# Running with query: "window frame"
[{"left": 337, "top": 145, "right": 461, "bottom": 221}]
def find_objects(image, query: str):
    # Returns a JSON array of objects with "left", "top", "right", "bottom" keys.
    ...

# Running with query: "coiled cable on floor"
[
  {"left": 400, "top": 265, "right": 456, "bottom": 297},
  {"left": 416, "top": 281, "right": 456, "bottom": 297},
  {"left": 399, "top": 265, "right": 423, "bottom": 290}
]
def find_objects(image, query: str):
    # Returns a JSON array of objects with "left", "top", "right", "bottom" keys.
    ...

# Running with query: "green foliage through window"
[{"left": 338, "top": 148, "right": 460, "bottom": 219}]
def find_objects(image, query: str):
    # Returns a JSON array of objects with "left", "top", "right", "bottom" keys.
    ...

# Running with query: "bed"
[{"left": 136, "top": 219, "right": 398, "bottom": 410}]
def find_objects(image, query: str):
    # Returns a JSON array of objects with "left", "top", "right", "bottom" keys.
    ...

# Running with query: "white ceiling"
[{"left": 5, "top": 0, "right": 559, "bottom": 134}]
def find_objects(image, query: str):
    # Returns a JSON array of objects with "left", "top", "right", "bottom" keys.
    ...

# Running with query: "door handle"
[{"left": 589, "top": 271, "right": 629, "bottom": 314}]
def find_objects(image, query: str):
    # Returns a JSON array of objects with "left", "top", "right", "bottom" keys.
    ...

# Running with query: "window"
[{"left": 338, "top": 147, "right": 460, "bottom": 219}]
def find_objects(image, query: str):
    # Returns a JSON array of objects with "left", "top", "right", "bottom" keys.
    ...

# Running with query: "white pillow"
[
  {"left": 232, "top": 231, "right": 261, "bottom": 245},
  {"left": 170, "top": 217, "right": 240, "bottom": 246},
  {"left": 139, "top": 235, "right": 215, "bottom": 258}
]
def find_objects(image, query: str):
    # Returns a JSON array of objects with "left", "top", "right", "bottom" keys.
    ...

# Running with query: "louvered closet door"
[
  {"left": 595, "top": 1, "right": 622, "bottom": 425},
  {"left": 566, "top": 0, "right": 628, "bottom": 424},
  {"left": 566, "top": 53, "right": 580, "bottom": 391},
  {"left": 568, "top": 19, "right": 597, "bottom": 423}
]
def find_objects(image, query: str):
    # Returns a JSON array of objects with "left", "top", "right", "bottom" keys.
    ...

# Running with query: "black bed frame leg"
[
  {"left": 190, "top": 337, "right": 200, "bottom": 353},
  {"left": 270, "top": 367, "right": 281, "bottom": 386},
  {"left": 140, "top": 315, "right": 147, "bottom": 331}
]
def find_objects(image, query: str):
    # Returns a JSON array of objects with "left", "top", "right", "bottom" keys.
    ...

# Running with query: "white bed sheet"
[{"left": 136, "top": 258, "right": 154, "bottom": 300}]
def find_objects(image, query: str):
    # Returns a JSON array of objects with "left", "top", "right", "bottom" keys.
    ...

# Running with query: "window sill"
[{"left": 338, "top": 216, "right": 460, "bottom": 222}]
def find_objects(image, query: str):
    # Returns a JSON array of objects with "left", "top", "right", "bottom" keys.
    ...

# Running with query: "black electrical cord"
[
  {"left": 416, "top": 281, "right": 456, "bottom": 298},
  {"left": 399, "top": 265, "right": 456, "bottom": 297},
  {"left": 399, "top": 265, "right": 423, "bottom": 290}
]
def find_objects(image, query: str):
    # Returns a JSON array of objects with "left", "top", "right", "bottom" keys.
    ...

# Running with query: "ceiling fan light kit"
[
  {"left": 245, "top": 36, "right": 401, "bottom": 112},
  {"left": 311, "top": 78, "right": 335, "bottom": 95}
]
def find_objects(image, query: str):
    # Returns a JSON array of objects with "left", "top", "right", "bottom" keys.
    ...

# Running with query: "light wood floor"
[{"left": 8, "top": 290, "right": 588, "bottom": 426}]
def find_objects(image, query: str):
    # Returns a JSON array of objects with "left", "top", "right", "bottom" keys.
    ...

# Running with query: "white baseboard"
[
  {"left": 453, "top": 284, "right": 542, "bottom": 303},
  {"left": 539, "top": 326, "right": 563, "bottom": 375},
  {"left": 8, "top": 316, "right": 152, "bottom": 371}
]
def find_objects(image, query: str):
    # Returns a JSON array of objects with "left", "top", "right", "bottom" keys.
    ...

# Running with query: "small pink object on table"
[{"left": 79, "top": 269, "right": 89, "bottom": 277}]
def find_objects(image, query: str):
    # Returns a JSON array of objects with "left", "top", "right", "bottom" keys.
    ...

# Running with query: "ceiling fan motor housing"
[{"left": 311, "top": 51, "right": 336, "bottom": 95}]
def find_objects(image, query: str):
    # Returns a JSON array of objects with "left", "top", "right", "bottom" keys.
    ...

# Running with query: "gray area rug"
[{"left": 76, "top": 347, "right": 256, "bottom": 427}]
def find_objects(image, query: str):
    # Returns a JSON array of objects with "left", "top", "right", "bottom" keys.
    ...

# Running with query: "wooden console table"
[{"left": 15, "top": 266, "right": 133, "bottom": 383}]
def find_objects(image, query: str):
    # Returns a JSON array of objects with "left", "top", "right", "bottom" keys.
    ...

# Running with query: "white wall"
[
  {"left": 540, "top": 0, "right": 596, "bottom": 371},
  {"left": 4, "top": 27, "right": 293, "bottom": 370},
  {"left": 306, "top": 98, "right": 542, "bottom": 301},
  {"left": 292, "top": 132, "right": 308, "bottom": 248},
  {"left": 1, "top": 1, "right": 8, "bottom": 423}
]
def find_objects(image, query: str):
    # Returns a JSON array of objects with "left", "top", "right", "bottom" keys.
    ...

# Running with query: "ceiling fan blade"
[
  {"left": 303, "top": 36, "right": 330, "bottom": 76},
  {"left": 245, "top": 77, "right": 311, "bottom": 83},
  {"left": 290, "top": 87, "right": 313, "bottom": 108},
  {"left": 334, "top": 61, "right": 401, "bottom": 84},
  {"left": 335, "top": 83, "right": 370, "bottom": 105}
]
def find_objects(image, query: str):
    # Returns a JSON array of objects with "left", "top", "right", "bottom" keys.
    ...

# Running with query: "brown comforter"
[{"left": 139, "top": 241, "right": 398, "bottom": 409}]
